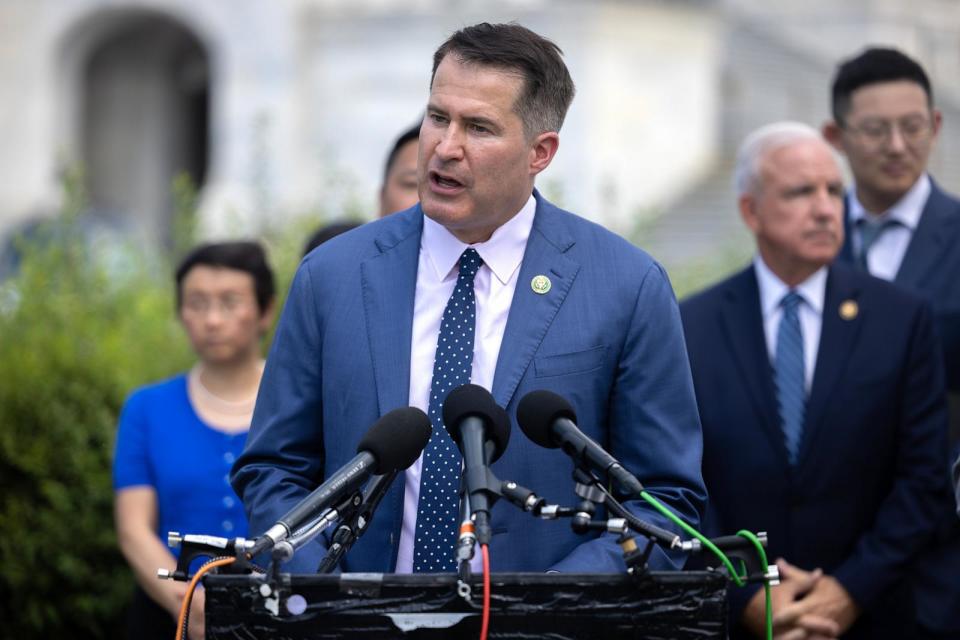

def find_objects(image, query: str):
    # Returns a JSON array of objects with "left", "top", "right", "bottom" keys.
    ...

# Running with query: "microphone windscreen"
[
  {"left": 516, "top": 390, "right": 577, "bottom": 449},
  {"left": 442, "top": 384, "right": 510, "bottom": 462},
  {"left": 358, "top": 407, "right": 432, "bottom": 473}
]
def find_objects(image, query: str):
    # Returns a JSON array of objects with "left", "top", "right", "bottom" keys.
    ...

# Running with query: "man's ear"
[
  {"left": 529, "top": 132, "right": 560, "bottom": 176},
  {"left": 739, "top": 192, "right": 761, "bottom": 235},
  {"left": 822, "top": 120, "right": 845, "bottom": 153},
  {"left": 931, "top": 108, "right": 943, "bottom": 139}
]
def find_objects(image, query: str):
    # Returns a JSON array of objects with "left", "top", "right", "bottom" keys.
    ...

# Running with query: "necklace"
[{"left": 189, "top": 363, "right": 262, "bottom": 416}]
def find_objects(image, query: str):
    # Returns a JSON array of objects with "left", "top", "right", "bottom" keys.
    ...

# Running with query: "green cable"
[
  {"left": 737, "top": 530, "right": 773, "bottom": 640},
  {"left": 638, "top": 490, "right": 744, "bottom": 587},
  {"left": 640, "top": 491, "right": 773, "bottom": 640},
  {"left": 638, "top": 491, "right": 775, "bottom": 640}
]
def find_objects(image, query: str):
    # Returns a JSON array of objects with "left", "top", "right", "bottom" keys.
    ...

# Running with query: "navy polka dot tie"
[{"left": 412, "top": 248, "right": 483, "bottom": 572}]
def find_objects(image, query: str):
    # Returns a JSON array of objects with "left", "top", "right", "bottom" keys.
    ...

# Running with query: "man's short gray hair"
[{"left": 733, "top": 122, "right": 826, "bottom": 197}]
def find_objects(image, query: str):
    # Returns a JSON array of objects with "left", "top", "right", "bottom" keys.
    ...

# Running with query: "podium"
[{"left": 204, "top": 571, "right": 727, "bottom": 639}]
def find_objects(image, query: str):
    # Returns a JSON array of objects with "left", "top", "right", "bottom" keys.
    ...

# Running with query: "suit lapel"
[
  {"left": 896, "top": 182, "right": 960, "bottom": 288},
  {"left": 361, "top": 210, "right": 422, "bottom": 416},
  {"left": 798, "top": 265, "right": 863, "bottom": 466},
  {"left": 491, "top": 196, "right": 580, "bottom": 408},
  {"left": 839, "top": 195, "right": 856, "bottom": 264},
  {"left": 718, "top": 267, "right": 790, "bottom": 462}
]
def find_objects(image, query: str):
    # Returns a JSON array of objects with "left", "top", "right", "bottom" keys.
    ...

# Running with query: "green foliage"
[
  {"left": 0, "top": 172, "right": 318, "bottom": 638},
  {"left": 0, "top": 202, "right": 193, "bottom": 637},
  {"left": 664, "top": 240, "right": 754, "bottom": 300}
]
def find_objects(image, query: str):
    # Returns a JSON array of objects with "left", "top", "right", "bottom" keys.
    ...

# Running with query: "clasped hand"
[{"left": 742, "top": 558, "right": 859, "bottom": 640}]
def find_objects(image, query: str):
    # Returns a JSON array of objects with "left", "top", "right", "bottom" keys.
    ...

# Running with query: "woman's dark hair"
[{"left": 175, "top": 241, "right": 275, "bottom": 314}]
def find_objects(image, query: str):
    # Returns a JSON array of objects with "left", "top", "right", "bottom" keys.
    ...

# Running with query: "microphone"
[
  {"left": 248, "top": 407, "right": 431, "bottom": 557},
  {"left": 442, "top": 384, "right": 510, "bottom": 545},
  {"left": 516, "top": 390, "right": 643, "bottom": 497}
]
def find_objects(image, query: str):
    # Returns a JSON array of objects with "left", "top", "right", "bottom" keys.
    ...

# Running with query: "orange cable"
[{"left": 174, "top": 556, "right": 236, "bottom": 640}]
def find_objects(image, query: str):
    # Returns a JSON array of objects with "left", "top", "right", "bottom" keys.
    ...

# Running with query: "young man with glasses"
[{"left": 823, "top": 47, "right": 960, "bottom": 640}]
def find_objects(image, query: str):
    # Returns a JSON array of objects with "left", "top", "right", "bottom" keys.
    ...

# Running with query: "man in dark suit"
[
  {"left": 681, "top": 122, "right": 949, "bottom": 639},
  {"left": 822, "top": 47, "right": 960, "bottom": 639},
  {"left": 232, "top": 23, "right": 706, "bottom": 575}
]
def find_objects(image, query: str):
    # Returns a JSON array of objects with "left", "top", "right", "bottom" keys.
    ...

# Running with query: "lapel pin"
[
  {"left": 531, "top": 275, "right": 552, "bottom": 295},
  {"left": 839, "top": 300, "right": 858, "bottom": 320}
]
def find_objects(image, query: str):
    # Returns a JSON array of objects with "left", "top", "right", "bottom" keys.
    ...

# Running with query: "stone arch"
[{"left": 56, "top": 8, "right": 211, "bottom": 247}]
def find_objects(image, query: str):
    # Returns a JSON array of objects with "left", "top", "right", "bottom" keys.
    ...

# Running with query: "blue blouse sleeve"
[{"left": 113, "top": 389, "right": 155, "bottom": 490}]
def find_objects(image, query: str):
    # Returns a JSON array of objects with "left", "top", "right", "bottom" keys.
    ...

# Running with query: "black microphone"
[
  {"left": 516, "top": 390, "right": 644, "bottom": 497},
  {"left": 442, "top": 384, "right": 510, "bottom": 545},
  {"left": 248, "top": 407, "right": 431, "bottom": 557}
]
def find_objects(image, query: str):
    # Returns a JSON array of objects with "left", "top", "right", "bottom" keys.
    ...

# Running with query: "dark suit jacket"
[
  {"left": 839, "top": 179, "right": 960, "bottom": 632},
  {"left": 681, "top": 263, "right": 949, "bottom": 639},
  {"left": 232, "top": 192, "right": 707, "bottom": 574}
]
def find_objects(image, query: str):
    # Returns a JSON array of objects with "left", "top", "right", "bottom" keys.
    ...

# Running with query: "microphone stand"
[
  {"left": 456, "top": 491, "right": 476, "bottom": 601},
  {"left": 316, "top": 471, "right": 400, "bottom": 573}
]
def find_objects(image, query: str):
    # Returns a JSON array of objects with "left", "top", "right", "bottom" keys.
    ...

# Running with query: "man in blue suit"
[
  {"left": 232, "top": 23, "right": 706, "bottom": 576},
  {"left": 681, "top": 122, "right": 949, "bottom": 639},
  {"left": 822, "top": 47, "right": 960, "bottom": 639}
]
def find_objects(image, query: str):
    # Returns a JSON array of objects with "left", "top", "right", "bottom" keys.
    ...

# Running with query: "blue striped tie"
[
  {"left": 412, "top": 248, "right": 483, "bottom": 572},
  {"left": 775, "top": 291, "right": 806, "bottom": 465}
]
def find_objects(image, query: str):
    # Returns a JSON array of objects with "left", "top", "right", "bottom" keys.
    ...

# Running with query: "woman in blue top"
[{"left": 113, "top": 241, "right": 275, "bottom": 640}]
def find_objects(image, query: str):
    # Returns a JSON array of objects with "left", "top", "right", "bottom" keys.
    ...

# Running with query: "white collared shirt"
[
  {"left": 394, "top": 193, "right": 536, "bottom": 573},
  {"left": 754, "top": 256, "right": 827, "bottom": 392},
  {"left": 849, "top": 174, "right": 930, "bottom": 281}
]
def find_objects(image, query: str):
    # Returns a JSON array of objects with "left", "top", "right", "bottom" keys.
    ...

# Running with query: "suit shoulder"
[
  {"left": 539, "top": 201, "right": 658, "bottom": 271},
  {"left": 680, "top": 270, "right": 747, "bottom": 319},
  {"left": 930, "top": 178, "right": 960, "bottom": 211},
  {"left": 301, "top": 209, "right": 420, "bottom": 273},
  {"left": 831, "top": 263, "right": 930, "bottom": 314}
]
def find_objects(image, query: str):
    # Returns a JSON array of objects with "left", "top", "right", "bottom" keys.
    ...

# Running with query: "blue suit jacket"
[
  {"left": 838, "top": 180, "right": 960, "bottom": 632},
  {"left": 232, "top": 193, "right": 707, "bottom": 574},
  {"left": 680, "top": 263, "right": 949, "bottom": 638}
]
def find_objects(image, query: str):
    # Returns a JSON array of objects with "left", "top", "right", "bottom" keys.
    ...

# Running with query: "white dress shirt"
[
  {"left": 849, "top": 174, "right": 930, "bottom": 281},
  {"left": 394, "top": 193, "right": 536, "bottom": 573},
  {"left": 754, "top": 256, "right": 826, "bottom": 392}
]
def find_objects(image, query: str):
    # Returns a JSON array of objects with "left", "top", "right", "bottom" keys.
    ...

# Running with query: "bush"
[
  {"left": 0, "top": 210, "right": 193, "bottom": 638},
  {"left": 0, "top": 168, "right": 331, "bottom": 637}
]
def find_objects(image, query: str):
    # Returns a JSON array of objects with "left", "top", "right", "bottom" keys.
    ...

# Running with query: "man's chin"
[
  {"left": 874, "top": 174, "right": 920, "bottom": 199},
  {"left": 421, "top": 202, "right": 470, "bottom": 227}
]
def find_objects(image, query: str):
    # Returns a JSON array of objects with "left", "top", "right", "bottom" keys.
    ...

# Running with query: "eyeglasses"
[
  {"left": 843, "top": 115, "right": 934, "bottom": 148},
  {"left": 182, "top": 294, "right": 254, "bottom": 317}
]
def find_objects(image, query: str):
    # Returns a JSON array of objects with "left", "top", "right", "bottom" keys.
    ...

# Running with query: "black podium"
[{"left": 204, "top": 571, "right": 727, "bottom": 639}]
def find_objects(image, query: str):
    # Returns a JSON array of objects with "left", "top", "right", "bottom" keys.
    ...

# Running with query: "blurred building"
[
  {"left": 0, "top": 0, "right": 719, "bottom": 250},
  {"left": 646, "top": 0, "right": 960, "bottom": 266},
  {"left": 0, "top": 0, "right": 957, "bottom": 266}
]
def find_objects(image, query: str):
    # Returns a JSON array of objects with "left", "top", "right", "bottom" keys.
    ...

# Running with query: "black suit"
[
  {"left": 839, "top": 179, "right": 960, "bottom": 635},
  {"left": 681, "top": 263, "right": 949, "bottom": 639}
]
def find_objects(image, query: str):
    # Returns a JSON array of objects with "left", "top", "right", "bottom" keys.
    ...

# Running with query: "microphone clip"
[
  {"left": 685, "top": 532, "right": 779, "bottom": 585},
  {"left": 459, "top": 464, "right": 504, "bottom": 546},
  {"left": 159, "top": 532, "right": 258, "bottom": 582}
]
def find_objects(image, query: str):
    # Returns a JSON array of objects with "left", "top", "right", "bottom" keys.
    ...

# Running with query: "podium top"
[{"left": 204, "top": 571, "right": 728, "bottom": 639}]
